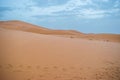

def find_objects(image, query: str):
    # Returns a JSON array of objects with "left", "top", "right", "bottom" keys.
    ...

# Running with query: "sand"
[
  {"left": 1, "top": 20, "right": 120, "bottom": 42},
  {"left": 0, "top": 21, "right": 120, "bottom": 80}
]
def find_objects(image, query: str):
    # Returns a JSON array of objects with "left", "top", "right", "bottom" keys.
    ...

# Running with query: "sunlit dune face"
[{"left": 0, "top": 26, "right": 120, "bottom": 80}]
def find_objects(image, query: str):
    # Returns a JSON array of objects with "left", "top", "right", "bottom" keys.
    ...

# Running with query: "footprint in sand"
[
  {"left": 54, "top": 75, "right": 61, "bottom": 79},
  {"left": 70, "top": 66, "right": 75, "bottom": 69},
  {"left": 13, "top": 69, "right": 23, "bottom": 72},
  {"left": 0, "top": 65, "right": 2, "bottom": 68},
  {"left": 36, "top": 65, "right": 40, "bottom": 69},
  {"left": 39, "top": 74, "right": 44, "bottom": 77},
  {"left": 27, "top": 65, "right": 32, "bottom": 69},
  {"left": 73, "top": 76, "right": 85, "bottom": 80},
  {"left": 62, "top": 68, "right": 67, "bottom": 71},
  {"left": 70, "top": 36, "right": 74, "bottom": 38},
  {"left": 53, "top": 66, "right": 58, "bottom": 69},
  {"left": 44, "top": 66, "right": 49, "bottom": 69},
  {"left": 43, "top": 66, "right": 49, "bottom": 71},
  {"left": 27, "top": 78, "right": 31, "bottom": 80},
  {"left": 18, "top": 65, "right": 23, "bottom": 68},
  {"left": 89, "top": 39, "right": 93, "bottom": 40},
  {"left": 6, "top": 64, "right": 13, "bottom": 69},
  {"left": 94, "top": 65, "right": 120, "bottom": 80}
]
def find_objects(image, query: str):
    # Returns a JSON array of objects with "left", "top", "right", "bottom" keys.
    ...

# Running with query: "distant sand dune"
[{"left": 0, "top": 20, "right": 120, "bottom": 42}]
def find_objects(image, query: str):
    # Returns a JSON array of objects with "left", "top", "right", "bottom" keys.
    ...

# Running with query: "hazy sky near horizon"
[{"left": 0, "top": 0, "right": 120, "bottom": 34}]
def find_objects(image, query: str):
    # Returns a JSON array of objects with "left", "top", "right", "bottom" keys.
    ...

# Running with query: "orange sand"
[
  {"left": 0, "top": 21, "right": 120, "bottom": 80},
  {"left": 0, "top": 20, "right": 120, "bottom": 42}
]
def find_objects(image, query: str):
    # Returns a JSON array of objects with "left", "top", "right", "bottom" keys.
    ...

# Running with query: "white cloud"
[
  {"left": 1, "top": 0, "right": 120, "bottom": 19},
  {"left": 77, "top": 9, "right": 107, "bottom": 19},
  {"left": 77, "top": 8, "right": 120, "bottom": 19},
  {"left": 30, "top": 0, "right": 93, "bottom": 16},
  {"left": 29, "top": 0, "right": 120, "bottom": 19}
]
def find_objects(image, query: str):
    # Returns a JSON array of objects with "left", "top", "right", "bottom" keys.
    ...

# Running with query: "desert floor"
[{"left": 0, "top": 21, "right": 120, "bottom": 80}]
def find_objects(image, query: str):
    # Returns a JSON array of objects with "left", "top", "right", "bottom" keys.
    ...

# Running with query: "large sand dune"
[
  {"left": 0, "top": 20, "right": 82, "bottom": 35},
  {"left": 0, "top": 21, "right": 120, "bottom": 80},
  {"left": 0, "top": 20, "right": 120, "bottom": 42}
]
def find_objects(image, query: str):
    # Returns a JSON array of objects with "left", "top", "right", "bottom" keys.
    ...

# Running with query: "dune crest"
[{"left": 0, "top": 20, "right": 120, "bottom": 42}]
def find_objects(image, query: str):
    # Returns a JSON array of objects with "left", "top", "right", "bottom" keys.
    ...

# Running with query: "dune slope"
[
  {"left": 0, "top": 20, "right": 120, "bottom": 42},
  {"left": 0, "top": 20, "right": 83, "bottom": 35},
  {"left": 0, "top": 28, "right": 120, "bottom": 80}
]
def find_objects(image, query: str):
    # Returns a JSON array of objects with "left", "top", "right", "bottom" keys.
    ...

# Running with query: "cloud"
[
  {"left": 77, "top": 8, "right": 120, "bottom": 19},
  {"left": 29, "top": 0, "right": 120, "bottom": 19},
  {"left": 0, "top": 0, "right": 120, "bottom": 19},
  {"left": 30, "top": 0, "right": 93, "bottom": 15},
  {"left": 77, "top": 9, "right": 107, "bottom": 19}
]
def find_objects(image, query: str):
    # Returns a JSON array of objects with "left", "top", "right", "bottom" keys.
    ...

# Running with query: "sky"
[{"left": 0, "top": 0, "right": 120, "bottom": 34}]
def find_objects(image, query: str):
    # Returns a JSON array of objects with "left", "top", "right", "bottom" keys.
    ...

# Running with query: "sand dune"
[
  {"left": 0, "top": 20, "right": 82, "bottom": 35},
  {"left": 0, "top": 20, "right": 120, "bottom": 80},
  {"left": 0, "top": 27, "right": 120, "bottom": 80},
  {"left": 0, "top": 20, "right": 120, "bottom": 42}
]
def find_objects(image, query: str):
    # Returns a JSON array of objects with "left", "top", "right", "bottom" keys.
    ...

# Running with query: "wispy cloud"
[
  {"left": 30, "top": 0, "right": 93, "bottom": 15},
  {"left": 77, "top": 8, "right": 120, "bottom": 19},
  {"left": 29, "top": 0, "right": 120, "bottom": 19},
  {"left": 0, "top": 0, "right": 120, "bottom": 19},
  {"left": 77, "top": 9, "right": 107, "bottom": 19}
]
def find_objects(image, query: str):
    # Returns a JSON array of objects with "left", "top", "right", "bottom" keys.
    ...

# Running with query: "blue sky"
[{"left": 0, "top": 0, "right": 120, "bottom": 34}]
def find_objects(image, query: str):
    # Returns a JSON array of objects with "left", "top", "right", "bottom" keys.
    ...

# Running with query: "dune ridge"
[
  {"left": 0, "top": 20, "right": 82, "bottom": 35},
  {"left": 0, "top": 20, "right": 120, "bottom": 42}
]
